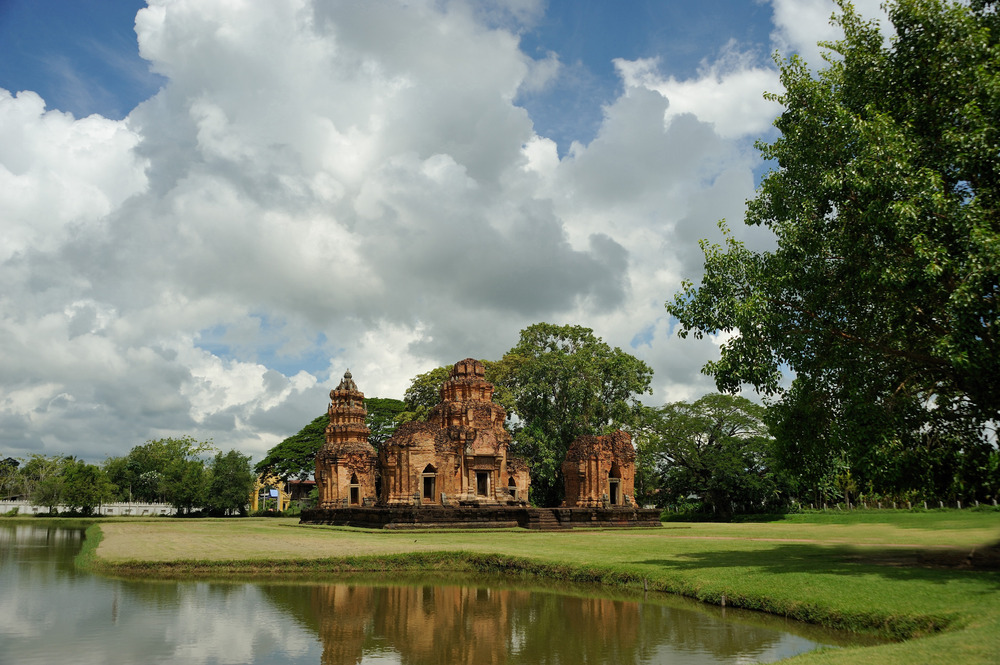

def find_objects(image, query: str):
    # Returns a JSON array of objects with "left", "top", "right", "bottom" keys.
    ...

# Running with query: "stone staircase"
[{"left": 526, "top": 508, "right": 569, "bottom": 530}]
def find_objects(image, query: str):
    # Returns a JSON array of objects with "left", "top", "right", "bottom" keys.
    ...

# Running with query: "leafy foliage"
[
  {"left": 255, "top": 415, "right": 328, "bottom": 481},
  {"left": 104, "top": 436, "right": 215, "bottom": 503},
  {"left": 159, "top": 458, "right": 208, "bottom": 515},
  {"left": 61, "top": 460, "right": 116, "bottom": 515},
  {"left": 495, "top": 323, "right": 653, "bottom": 506},
  {"left": 401, "top": 365, "right": 453, "bottom": 421},
  {"left": 366, "top": 397, "right": 408, "bottom": 448},
  {"left": 640, "top": 394, "right": 787, "bottom": 517},
  {"left": 667, "top": 0, "right": 1000, "bottom": 502},
  {"left": 206, "top": 449, "right": 256, "bottom": 516},
  {"left": 20, "top": 454, "right": 72, "bottom": 511},
  {"left": 0, "top": 457, "right": 18, "bottom": 500}
]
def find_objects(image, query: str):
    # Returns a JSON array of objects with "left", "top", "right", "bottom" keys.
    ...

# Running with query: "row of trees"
[{"left": 1, "top": 438, "right": 256, "bottom": 516}]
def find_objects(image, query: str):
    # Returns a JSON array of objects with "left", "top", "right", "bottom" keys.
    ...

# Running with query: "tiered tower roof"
[{"left": 323, "top": 370, "right": 374, "bottom": 456}]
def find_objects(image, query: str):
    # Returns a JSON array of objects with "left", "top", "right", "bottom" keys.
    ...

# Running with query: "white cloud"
[
  {"left": 614, "top": 47, "right": 782, "bottom": 139},
  {"left": 770, "top": 0, "right": 888, "bottom": 69},
  {"left": 0, "top": 90, "right": 147, "bottom": 261},
  {"left": 0, "top": 0, "right": 824, "bottom": 462}
]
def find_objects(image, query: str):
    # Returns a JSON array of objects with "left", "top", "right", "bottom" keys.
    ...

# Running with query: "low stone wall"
[
  {"left": 0, "top": 500, "right": 176, "bottom": 516},
  {"left": 553, "top": 507, "right": 662, "bottom": 528},
  {"left": 300, "top": 505, "right": 661, "bottom": 529},
  {"left": 301, "top": 505, "right": 530, "bottom": 529}
]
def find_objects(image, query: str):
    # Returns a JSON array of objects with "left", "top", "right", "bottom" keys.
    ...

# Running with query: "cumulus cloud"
[
  {"left": 614, "top": 47, "right": 781, "bottom": 140},
  {"left": 0, "top": 0, "right": 869, "bottom": 462}
]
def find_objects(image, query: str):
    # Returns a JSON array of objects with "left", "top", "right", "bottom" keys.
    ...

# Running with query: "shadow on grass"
[{"left": 639, "top": 542, "right": 1000, "bottom": 590}]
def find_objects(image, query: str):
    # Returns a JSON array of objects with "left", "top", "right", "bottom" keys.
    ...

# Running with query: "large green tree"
[
  {"left": 105, "top": 437, "right": 216, "bottom": 503},
  {"left": 21, "top": 454, "right": 71, "bottom": 511},
  {"left": 62, "top": 460, "right": 116, "bottom": 515},
  {"left": 495, "top": 323, "right": 653, "bottom": 506},
  {"left": 206, "top": 449, "right": 256, "bottom": 516},
  {"left": 641, "top": 394, "right": 786, "bottom": 517},
  {"left": 401, "top": 365, "right": 453, "bottom": 420},
  {"left": 0, "top": 457, "right": 20, "bottom": 500},
  {"left": 255, "top": 415, "right": 328, "bottom": 481},
  {"left": 668, "top": 0, "right": 1000, "bottom": 502},
  {"left": 366, "top": 397, "right": 409, "bottom": 448},
  {"left": 160, "top": 458, "right": 208, "bottom": 515}
]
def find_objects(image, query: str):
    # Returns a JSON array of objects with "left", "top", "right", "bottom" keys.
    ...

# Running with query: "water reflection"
[
  {"left": 0, "top": 525, "right": 871, "bottom": 665},
  {"left": 257, "top": 584, "right": 820, "bottom": 665}
]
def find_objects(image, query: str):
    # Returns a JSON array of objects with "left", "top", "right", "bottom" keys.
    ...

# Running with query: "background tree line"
[
  {"left": 1, "top": 438, "right": 256, "bottom": 516},
  {"left": 256, "top": 310, "right": 997, "bottom": 514}
]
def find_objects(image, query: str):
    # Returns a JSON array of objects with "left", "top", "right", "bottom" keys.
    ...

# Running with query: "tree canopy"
[
  {"left": 62, "top": 460, "right": 116, "bottom": 515},
  {"left": 495, "top": 322, "right": 653, "bottom": 506},
  {"left": 104, "top": 436, "right": 215, "bottom": 503},
  {"left": 639, "top": 394, "right": 786, "bottom": 517},
  {"left": 667, "top": 0, "right": 1000, "bottom": 502},
  {"left": 255, "top": 415, "right": 328, "bottom": 481},
  {"left": 206, "top": 449, "right": 256, "bottom": 516}
]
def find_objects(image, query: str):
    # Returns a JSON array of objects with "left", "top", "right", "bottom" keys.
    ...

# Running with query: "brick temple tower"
[
  {"left": 562, "top": 430, "right": 636, "bottom": 507},
  {"left": 315, "top": 370, "right": 377, "bottom": 508},
  {"left": 379, "top": 358, "right": 530, "bottom": 506}
]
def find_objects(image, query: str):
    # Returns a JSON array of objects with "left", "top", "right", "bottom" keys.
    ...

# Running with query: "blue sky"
[
  {"left": 0, "top": 0, "right": 160, "bottom": 119},
  {"left": 0, "top": 0, "right": 883, "bottom": 461}
]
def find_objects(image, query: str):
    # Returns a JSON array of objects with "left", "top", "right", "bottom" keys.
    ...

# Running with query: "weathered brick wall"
[{"left": 562, "top": 431, "right": 636, "bottom": 507}]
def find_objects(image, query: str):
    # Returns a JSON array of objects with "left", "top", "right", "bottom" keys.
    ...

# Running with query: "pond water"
[{"left": 0, "top": 525, "right": 875, "bottom": 664}]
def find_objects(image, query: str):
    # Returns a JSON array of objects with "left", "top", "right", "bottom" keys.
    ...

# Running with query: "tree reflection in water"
[
  {"left": 1, "top": 526, "right": 868, "bottom": 665},
  {"left": 260, "top": 582, "right": 818, "bottom": 665}
]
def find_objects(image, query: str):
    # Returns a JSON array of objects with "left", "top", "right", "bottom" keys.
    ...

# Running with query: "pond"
[{"left": 0, "top": 524, "right": 877, "bottom": 664}]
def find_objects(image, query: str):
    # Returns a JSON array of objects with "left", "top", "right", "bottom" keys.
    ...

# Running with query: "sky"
[{"left": 0, "top": 0, "right": 889, "bottom": 464}]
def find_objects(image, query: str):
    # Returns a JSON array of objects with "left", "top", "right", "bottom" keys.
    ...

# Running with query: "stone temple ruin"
[
  {"left": 301, "top": 359, "right": 659, "bottom": 529},
  {"left": 380, "top": 358, "right": 531, "bottom": 507}
]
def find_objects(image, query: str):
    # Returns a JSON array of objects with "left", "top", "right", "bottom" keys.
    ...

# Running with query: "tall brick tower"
[{"left": 315, "top": 370, "right": 376, "bottom": 508}]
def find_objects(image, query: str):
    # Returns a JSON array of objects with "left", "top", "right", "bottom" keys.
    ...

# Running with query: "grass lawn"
[{"left": 80, "top": 509, "right": 1000, "bottom": 664}]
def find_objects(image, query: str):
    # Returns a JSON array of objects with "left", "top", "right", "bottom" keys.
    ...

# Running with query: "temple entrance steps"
[{"left": 525, "top": 508, "right": 569, "bottom": 530}]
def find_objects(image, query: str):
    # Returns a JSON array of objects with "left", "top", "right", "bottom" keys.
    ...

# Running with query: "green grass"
[{"left": 40, "top": 509, "right": 1000, "bottom": 664}]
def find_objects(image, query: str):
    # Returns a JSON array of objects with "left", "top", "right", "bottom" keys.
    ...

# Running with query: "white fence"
[{"left": 0, "top": 499, "right": 176, "bottom": 516}]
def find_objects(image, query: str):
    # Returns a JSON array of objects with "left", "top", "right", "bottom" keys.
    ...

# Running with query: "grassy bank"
[{"left": 77, "top": 510, "right": 1000, "bottom": 664}]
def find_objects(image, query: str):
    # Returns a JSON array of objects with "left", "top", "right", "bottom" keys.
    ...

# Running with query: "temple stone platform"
[{"left": 299, "top": 506, "right": 661, "bottom": 530}]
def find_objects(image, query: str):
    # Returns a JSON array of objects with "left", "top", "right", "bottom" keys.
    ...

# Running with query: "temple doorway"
[
  {"left": 609, "top": 462, "right": 622, "bottom": 506},
  {"left": 350, "top": 474, "right": 360, "bottom": 506},
  {"left": 422, "top": 464, "right": 437, "bottom": 503}
]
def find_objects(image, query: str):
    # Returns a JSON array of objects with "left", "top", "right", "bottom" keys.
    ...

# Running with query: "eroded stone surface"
[
  {"left": 315, "top": 370, "right": 377, "bottom": 508},
  {"left": 379, "top": 359, "right": 530, "bottom": 506},
  {"left": 562, "top": 430, "right": 636, "bottom": 508}
]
